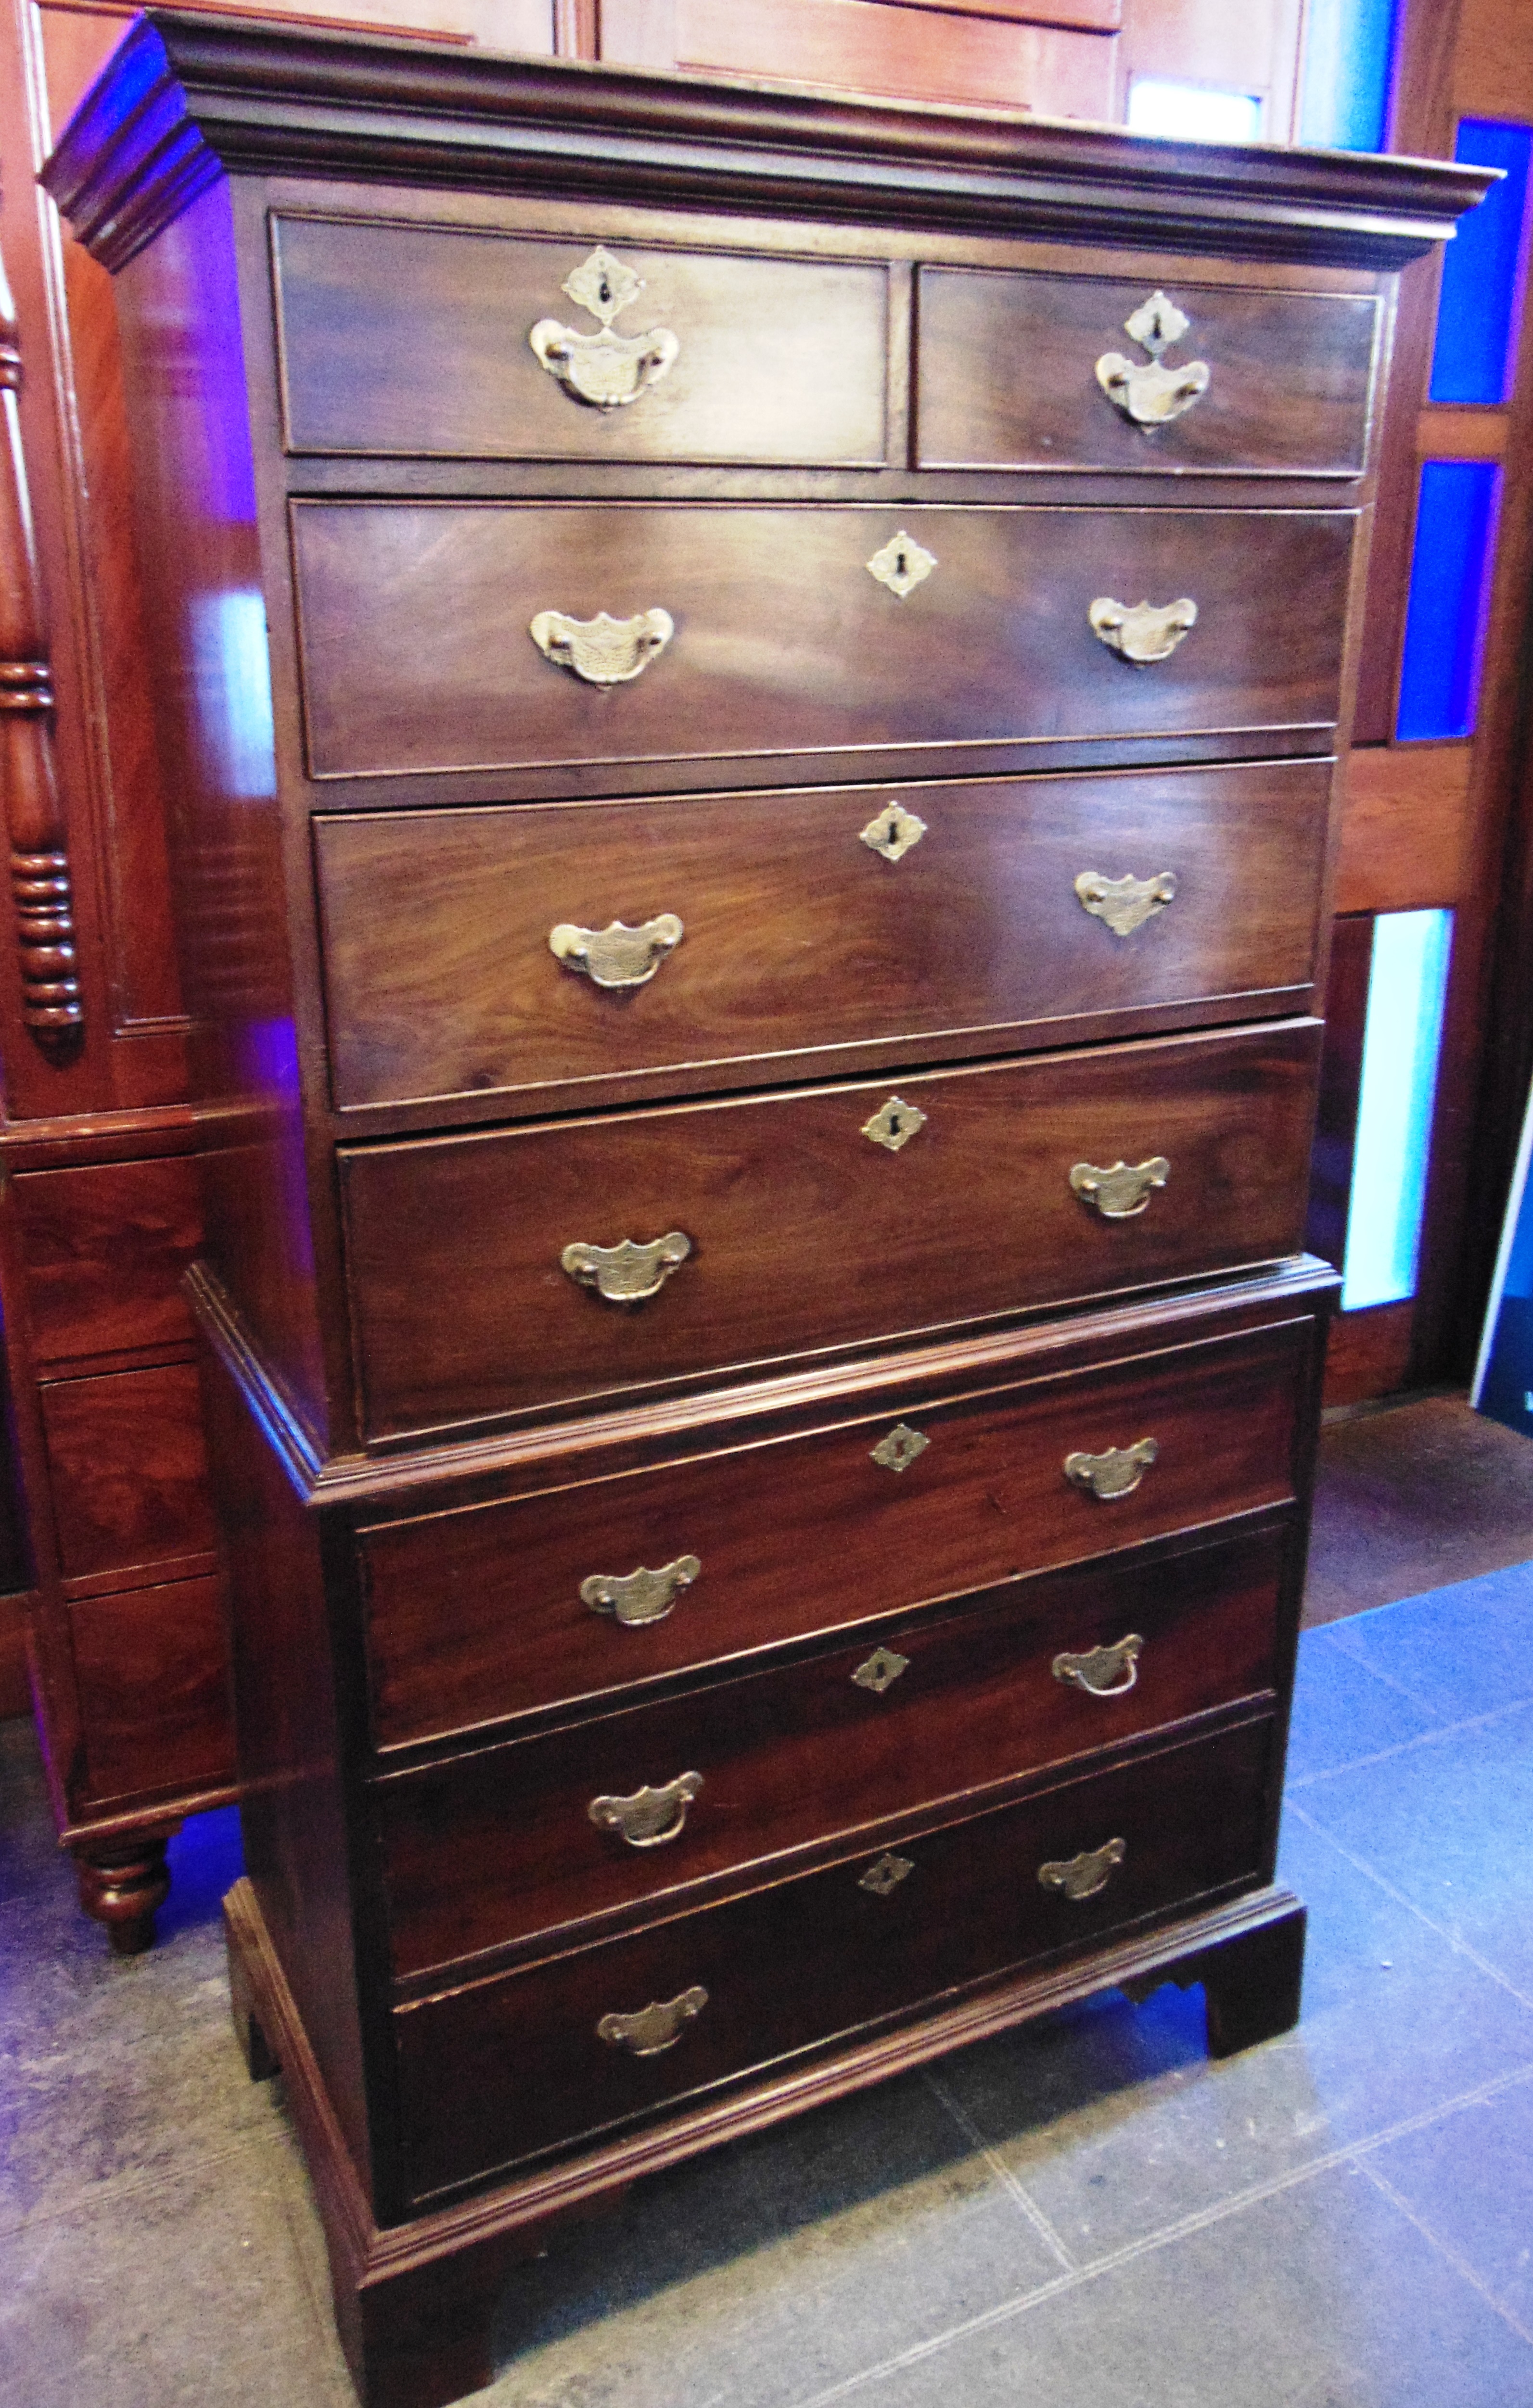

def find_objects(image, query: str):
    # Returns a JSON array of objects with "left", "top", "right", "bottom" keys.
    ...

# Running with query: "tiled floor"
[{"left": 3, "top": 1561, "right": 1533, "bottom": 2406}]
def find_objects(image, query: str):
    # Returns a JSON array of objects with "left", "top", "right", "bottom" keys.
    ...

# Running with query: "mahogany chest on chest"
[{"left": 45, "top": 21, "right": 1486, "bottom": 2403}]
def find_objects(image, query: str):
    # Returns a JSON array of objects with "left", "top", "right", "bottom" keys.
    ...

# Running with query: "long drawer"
[
  {"left": 360, "top": 1313, "right": 1310, "bottom": 1751},
  {"left": 338, "top": 1019, "right": 1322, "bottom": 1440},
  {"left": 291, "top": 502, "right": 1354, "bottom": 786},
  {"left": 316, "top": 759, "right": 1332, "bottom": 1116},
  {"left": 373, "top": 1520, "right": 1287, "bottom": 1975},
  {"left": 392, "top": 1713, "right": 1275, "bottom": 2200}
]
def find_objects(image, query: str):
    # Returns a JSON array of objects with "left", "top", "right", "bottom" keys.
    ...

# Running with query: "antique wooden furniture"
[{"left": 45, "top": 15, "right": 1488, "bottom": 2402}]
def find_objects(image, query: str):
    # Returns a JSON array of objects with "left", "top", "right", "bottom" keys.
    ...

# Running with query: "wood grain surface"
[
  {"left": 316, "top": 759, "right": 1332, "bottom": 1118},
  {"left": 339, "top": 1020, "right": 1323, "bottom": 1438}
]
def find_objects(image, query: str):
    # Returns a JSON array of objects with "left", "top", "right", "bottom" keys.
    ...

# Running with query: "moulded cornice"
[{"left": 43, "top": 7, "right": 1497, "bottom": 274}]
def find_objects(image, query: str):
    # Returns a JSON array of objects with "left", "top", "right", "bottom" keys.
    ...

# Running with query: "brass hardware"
[
  {"left": 859, "top": 1852, "right": 914, "bottom": 1897},
  {"left": 1089, "top": 596, "right": 1198, "bottom": 665},
  {"left": 582, "top": 1556, "right": 701, "bottom": 1627},
  {"left": 1096, "top": 291, "right": 1210, "bottom": 428},
  {"left": 867, "top": 531, "right": 937, "bottom": 598},
  {"left": 862, "top": 1096, "right": 927, "bottom": 1153},
  {"left": 588, "top": 1770, "right": 703, "bottom": 1848},
  {"left": 1075, "top": 870, "right": 1176, "bottom": 938},
  {"left": 530, "top": 608, "right": 674, "bottom": 685},
  {"left": 1069, "top": 1157, "right": 1170, "bottom": 1219},
  {"left": 1038, "top": 1837, "right": 1127, "bottom": 1901},
  {"left": 529, "top": 245, "right": 680, "bottom": 408},
  {"left": 852, "top": 1646, "right": 910, "bottom": 1695},
  {"left": 1063, "top": 1437, "right": 1160, "bottom": 1499},
  {"left": 561, "top": 1231, "right": 692, "bottom": 1303},
  {"left": 860, "top": 803, "right": 928, "bottom": 863},
  {"left": 1052, "top": 1634, "right": 1145, "bottom": 1697},
  {"left": 597, "top": 1985, "right": 708, "bottom": 2055},
  {"left": 549, "top": 914, "right": 684, "bottom": 990},
  {"left": 871, "top": 1422, "right": 928, "bottom": 1473}
]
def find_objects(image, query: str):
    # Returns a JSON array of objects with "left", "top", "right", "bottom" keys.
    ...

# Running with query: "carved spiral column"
[{"left": 0, "top": 241, "right": 82, "bottom": 1050}]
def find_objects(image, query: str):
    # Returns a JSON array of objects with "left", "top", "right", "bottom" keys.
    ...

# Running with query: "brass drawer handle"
[
  {"left": 529, "top": 245, "right": 680, "bottom": 410},
  {"left": 1075, "top": 870, "right": 1176, "bottom": 938},
  {"left": 1038, "top": 1837, "right": 1126, "bottom": 1901},
  {"left": 530, "top": 607, "right": 674, "bottom": 685},
  {"left": 549, "top": 914, "right": 684, "bottom": 990},
  {"left": 1089, "top": 596, "right": 1198, "bottom": 665},
  {"left": 1096, "top": 290, "right": 1210, "bottom": 428},
  {"left": 1063, "top": 1437, "right": 1159, "bottom": 1499},
  {"left": 1070, "top": 1157, "right": 1169, "bottom": 1220},
  {"left": 561, "top": 1231, "right": 692, "bottom": 1303},
  {"left": 597, "top": 1984, "right": 708, "bottom": 2055},
  {"left": 582, "top": 1556, "right": 701, "bottom": 1627},
  {"left": 1052, "top": 1634, "right": 1144, "bottom": 1697},
  {"left": 589, "top": 1770, "right": 703, "bottom": 1848}
]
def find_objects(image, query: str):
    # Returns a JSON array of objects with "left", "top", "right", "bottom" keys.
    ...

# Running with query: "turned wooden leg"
[
  {"left": 1197, "top": 1902, "right": 1306, "bottom": 2058},
  {"left": 72, "top": 1832, "right": 175, "bottom": 1956}
]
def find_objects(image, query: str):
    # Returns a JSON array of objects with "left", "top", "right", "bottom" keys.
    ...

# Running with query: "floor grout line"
[
  {"left": 783, "top": 2056, "right": 1533, "bottom": 2408},
  {"left": 0, "top": 2118, "right": 292, "bottom": 2243},
  {"left": 1310, "top": 1630, "right": 1455, "bottom": 1718},
  {"left": 919, "top": 2066, "right": 1078, "bottom": 2273},
  {"left": 1355, "top": 2158, "right": 1533, "bottom": 2350},
  {"left": 1287, "top": 1801, "right": 1533, "bottom": 2011},
  {"left": 1288, "top": 1688, "right": 1533, "bottom": 1791}
]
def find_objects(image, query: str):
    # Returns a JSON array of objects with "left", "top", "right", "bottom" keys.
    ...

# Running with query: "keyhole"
[
  {"left": 886, "top": 817, "right": 899, "bottom": 844},
  {"left": 895, "top": 551, "right": 907, "bottom": 579},
  {"left": 888, "top": 1113, "right": 901, "bottom": 1137},
  {"left": 599, "top": 278, "right": 612, "bottom": 306}
]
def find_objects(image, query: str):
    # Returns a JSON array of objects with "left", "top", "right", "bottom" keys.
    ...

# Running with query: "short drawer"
[
  {"left": 915, "top": 268, "right": 1381, "bottom": 476},
  {"left": 291, "top": 501, "right": 1354, "bottom": 786},
  {"left": 361, "top": 1313, "right": 1311, "bottom": 1750},
  {"left": 13, "top": 1156, "right": 202, "bottom": 1368},
  {"left": 338, "top": 1018, "right": 1321, "bottom": 1440},
  {"left": 316, "top": 758, "right": 1332, "bottom": 1116},
  {"left": 392, "top": 1713, "right": 1275, "bottom": 2200},
  {"left": 272, "top": 217, "right": 889, "bottom": 465},
  {"left": 373, "top": 1521, "right": 1287, "bottom": 1975}
]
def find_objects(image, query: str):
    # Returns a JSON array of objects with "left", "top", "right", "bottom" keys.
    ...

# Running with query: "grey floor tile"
[
  {"left": 931, "top": 1809, "right": 1533, "bottom": 2262},
  {"left": 846, "top": 2159, "right": 1533, "bottom": 2408},
  {"left": 1325, "top": 1561, "right": 1533, "bottom": 1722},
  {"left": 1286, "top": 1625, "right": 1446, "bottom": 1784},
  {"left": 0, "top": 2128, "right": 352, "bottom": 2408},
  {"left": 1293, "top": 1696, "right": 1533, "bottom": 1999},
  {"left": 483, "top": 2074, "right": 1060, "bottom": 2408},
  {"left": 1365, "top": 2067, "right": 1533, "bottom": 2335}
]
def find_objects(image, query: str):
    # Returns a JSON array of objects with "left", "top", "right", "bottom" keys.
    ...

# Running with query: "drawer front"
[
  {"left": 916, "top": 269, "right": 1381, "bottom": 476},
  {"left": 339, "top": 1019, "right": 1322, "bottom": 1440},
  {"left": 70, "top": 1575, "right": 233, "bottom": 1806},
  {"left": 273, "top": 218, "right": 888, "bottom": 464},
  {"left": 362, "top": 1316, "right": 1310, "bottom": 1751},
  {"left": 316, "top": 759, "right": 1332, "bottom": 1115},
  {"left": 292, "top": 503, "right": 1354, "bottom": 784},
  {"left": 41, "top": 1362, "right": 217, "bottom": 1583},
  {"left": 13, "top": 1156, "right": 202, "bottom": 1368},
  {"left": 374, "top": 1521, "right": 1287, "bottom": 1975},
  {"left": 393, "top": 1715, "right": 1274, "bottom": 2199}
]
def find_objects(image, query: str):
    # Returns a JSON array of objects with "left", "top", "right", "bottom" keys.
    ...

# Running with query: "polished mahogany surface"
[
  {"left": 915, "top": 268, "right": 1382, "bottom": 475},
  {"left": 393, "top": 1714, "right": 1275, "bottom": 2201},
  {"left": 40, "top": 15, "right": 1485, "bottom": 2398},
  {"left": 360, "top": 1311, "right": 1307, "bottom": 1749},
  {"left": 339, "top": 1021, "right": 1322, "bottom": 1437},
  {"left": 292, "top": 502, "right": 1355, "bottom": 786},
  {"left": 316, "top": 759, "right": 1332, "bottom": 1118}
]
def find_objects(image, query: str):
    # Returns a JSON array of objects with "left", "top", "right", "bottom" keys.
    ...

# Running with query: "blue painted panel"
[
  {"left": 1430, "top": 120, "right": 1532, "bottom": 406},
  {"left": 1341, "top": 910, "right": 1453, "bottom": 1312},
  {"left": 1395, "top": 460, "right": 1499, "bottom": 743},
  {"left": 1298, "top": 0, "right": 1399, "bottom": 153}
]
